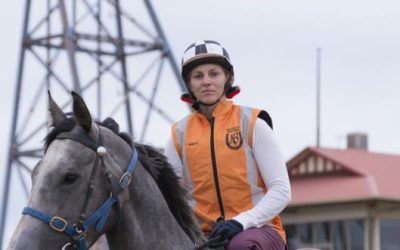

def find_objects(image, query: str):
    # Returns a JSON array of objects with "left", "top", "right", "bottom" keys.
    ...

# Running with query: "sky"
[{"left": 1, "top": 0, "right": 400, "bottom": 248}]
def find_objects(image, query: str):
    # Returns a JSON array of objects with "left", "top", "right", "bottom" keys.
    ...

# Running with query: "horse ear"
[
  {"left": 48, "top": 91, "right": 66, "bottom": 127},
  {"left": 71, "top": 91, "right": 92, "bottom": 132}
]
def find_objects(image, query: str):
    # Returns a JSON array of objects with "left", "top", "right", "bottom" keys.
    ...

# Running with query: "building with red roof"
[{"left": 281, "top": 137, "right": 400, "bottom": 250}]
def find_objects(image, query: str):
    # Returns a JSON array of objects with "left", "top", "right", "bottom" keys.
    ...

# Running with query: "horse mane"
[
  {"left": 44, "top": 116, "right": 203, "bottom": 243},
  {"left": 134, "top": 143, "right": 203, "bottom": 243}
]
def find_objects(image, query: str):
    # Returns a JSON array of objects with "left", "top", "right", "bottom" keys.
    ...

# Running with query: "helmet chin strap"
[{"left": 195, "top": 91, "right": 225, "bottom": 107}]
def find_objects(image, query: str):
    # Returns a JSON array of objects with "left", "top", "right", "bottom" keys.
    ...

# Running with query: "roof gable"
[{"left": 288, "top": 147, "right": 362, "bottom": 178}]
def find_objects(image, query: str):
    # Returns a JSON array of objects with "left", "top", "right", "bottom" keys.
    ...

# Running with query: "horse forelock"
[
  {"left": 45, "top": 117, "right": 76, "bottom": 151},
  {"left": 44, "top": 117, "right": 133, "bottom": 151}
]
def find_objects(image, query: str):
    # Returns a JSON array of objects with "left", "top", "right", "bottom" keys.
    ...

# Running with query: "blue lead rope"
[{"left": 22, "top": 147, "right": 138, "bottom": 250}]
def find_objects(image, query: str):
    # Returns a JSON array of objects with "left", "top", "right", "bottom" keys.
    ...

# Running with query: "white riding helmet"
[
  {"left": 180, "top": 40, "right": 240, "bottom": 105},
  {"left": 181, "top": 40, "right": 234, "bottom": 82}
]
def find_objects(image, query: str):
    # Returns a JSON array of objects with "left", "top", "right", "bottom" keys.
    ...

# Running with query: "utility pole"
[{"left": 316, "top": 48, "right": 321, "bottom": 148}]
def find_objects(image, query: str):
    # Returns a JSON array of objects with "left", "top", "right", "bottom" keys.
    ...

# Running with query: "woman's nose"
[{"left": 202, "top": 75, "right": 212, "bottom": 85}]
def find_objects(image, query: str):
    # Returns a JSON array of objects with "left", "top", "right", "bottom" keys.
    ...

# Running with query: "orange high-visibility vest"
[{"left": 171, "top": 101, "right": 286, "bottom": 242}]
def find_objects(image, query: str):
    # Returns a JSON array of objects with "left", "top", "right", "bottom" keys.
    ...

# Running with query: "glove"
[{"left": 208, "top": 219, "right": 243, "bottom": 248}]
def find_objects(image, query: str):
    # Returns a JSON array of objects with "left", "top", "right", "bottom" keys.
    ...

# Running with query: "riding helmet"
[{"left": 180, "top": 40, "right": 240, "bottom": 104}]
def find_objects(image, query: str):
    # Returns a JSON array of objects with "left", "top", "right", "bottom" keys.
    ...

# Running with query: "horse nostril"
[{"left": 64, "top": 172, "right": 79, "bottom": 184}]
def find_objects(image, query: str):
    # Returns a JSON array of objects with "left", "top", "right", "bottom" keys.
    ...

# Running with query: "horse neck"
[{"left": 106, "top": 164, "right": 196, "bottom": 250}]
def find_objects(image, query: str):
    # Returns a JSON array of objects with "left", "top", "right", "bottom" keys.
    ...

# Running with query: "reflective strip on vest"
[
  {"left": 239, "top": 106, "right": 264, "bottom": 206},
  {"left": 173, "top": 117, "right": 197, "bottom": 209}
]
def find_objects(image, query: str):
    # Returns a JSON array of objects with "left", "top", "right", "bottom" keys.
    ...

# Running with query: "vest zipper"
[{"left": 209, "top": 117, "right": 225, "bottom": 221}]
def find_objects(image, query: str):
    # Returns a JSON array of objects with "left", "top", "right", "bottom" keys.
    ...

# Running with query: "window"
[
  {"left": 285, "top": 219, "right": 364, "bottom": 250},
  {"left": 381, "top": 219, "right": 400, "bottom": 250}
]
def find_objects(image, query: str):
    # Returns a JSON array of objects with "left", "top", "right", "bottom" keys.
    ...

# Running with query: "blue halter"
[{"left": 22, "top": 131, "right": 138, "bottom": 250}]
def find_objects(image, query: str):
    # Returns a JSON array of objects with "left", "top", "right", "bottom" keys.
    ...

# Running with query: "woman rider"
[{"left": 164, "top": 40, "right": 291, "bottom": 249}]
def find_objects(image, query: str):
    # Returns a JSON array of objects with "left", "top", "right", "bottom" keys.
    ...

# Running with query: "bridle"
[
  {"left": 22, "top": 128, "right": 138, "bottom": 250},
  {"left": 21, "top": 127, "right": 221, "bottom": 250}
]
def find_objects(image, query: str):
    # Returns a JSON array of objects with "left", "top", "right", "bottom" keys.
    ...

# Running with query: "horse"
[{"left": 8, "top": 91, "right": 211, "bottom": 250}]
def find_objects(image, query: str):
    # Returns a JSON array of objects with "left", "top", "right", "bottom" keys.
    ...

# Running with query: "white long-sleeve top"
[{"left": 164, "top": 118, "right": 291, "bottom": 230}]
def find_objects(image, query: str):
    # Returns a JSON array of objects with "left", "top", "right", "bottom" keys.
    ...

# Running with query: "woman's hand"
[{"left": 209, "top": 219, "right": 243, "bottom": 247}]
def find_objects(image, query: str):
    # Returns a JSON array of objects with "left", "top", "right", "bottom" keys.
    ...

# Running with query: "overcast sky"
[{"left": 1, "top": 0, "right": 400, "bottom": 248}]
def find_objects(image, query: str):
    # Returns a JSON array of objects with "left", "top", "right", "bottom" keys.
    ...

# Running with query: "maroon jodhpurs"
[{"left": 226, "top": 225, "right": 286, "bottom": 250}]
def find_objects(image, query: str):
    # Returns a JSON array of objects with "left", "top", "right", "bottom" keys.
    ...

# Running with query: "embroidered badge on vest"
[{"left": 225, "top": 126, "right": 243, "bottom": 150}]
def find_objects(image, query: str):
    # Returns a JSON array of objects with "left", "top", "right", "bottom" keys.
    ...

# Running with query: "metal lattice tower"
[{"left": 0, "top": 0, "right": 186, "bottom": 247}]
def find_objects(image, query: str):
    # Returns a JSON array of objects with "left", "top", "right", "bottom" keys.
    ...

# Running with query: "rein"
[
  {"left": 194, "top": 236, "right": 222, "bottom": 250},
  {"left": 22, "top": 130, "right": 138, "bottom": 250}
]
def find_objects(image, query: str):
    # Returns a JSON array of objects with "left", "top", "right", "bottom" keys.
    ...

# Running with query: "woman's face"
[{"left": 188, "top": 64, "right": 229, "bottom": 105}]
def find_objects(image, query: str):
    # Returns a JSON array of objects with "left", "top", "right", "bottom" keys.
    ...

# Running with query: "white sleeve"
[
  {"left": 164, "top": 137, "right": 184, "bottom": 178},
  {"left": 233, "top": 118, "right": 291, "bottom": 230}
]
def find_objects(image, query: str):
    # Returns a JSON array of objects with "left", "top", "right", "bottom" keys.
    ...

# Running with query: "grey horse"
[{"left": 8, "top": 92, "right": 211, "bottom": 250}]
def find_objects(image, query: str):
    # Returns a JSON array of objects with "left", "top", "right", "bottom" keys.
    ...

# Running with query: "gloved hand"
[{"left": 208, "top": 219, "right": 243, "bottom": 248}]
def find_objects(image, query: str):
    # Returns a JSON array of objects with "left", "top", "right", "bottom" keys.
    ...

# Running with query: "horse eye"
[{"left": 64, "top": 172, "right": 79, "bottom": 184}]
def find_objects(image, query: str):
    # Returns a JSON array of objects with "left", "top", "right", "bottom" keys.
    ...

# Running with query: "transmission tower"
[{"left": 0, "top": 0, "right": 186, "bottom": 247}]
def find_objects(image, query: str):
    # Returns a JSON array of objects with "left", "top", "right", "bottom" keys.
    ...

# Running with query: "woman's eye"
[
  {"left": 192, "top": 74, "right": 202, "bottom": 79},
  {"left": 210, "top": 72, "right": 220, "bottom": 77},
  {"left": 63, "top": 172, "right": 79, "bottom": 184}
]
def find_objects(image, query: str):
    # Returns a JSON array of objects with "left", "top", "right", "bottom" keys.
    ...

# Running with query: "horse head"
[{"left": 8, "top": 92, "right": 205, "bottom": 250}]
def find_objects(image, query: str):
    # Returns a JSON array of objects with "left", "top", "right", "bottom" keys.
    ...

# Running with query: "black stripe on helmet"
[
  {"left": 222, "top": 48, "right": 230, "bottom": 60},
  {"left": 195, "top": 43, "right": 207, "bottom": 55}
]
